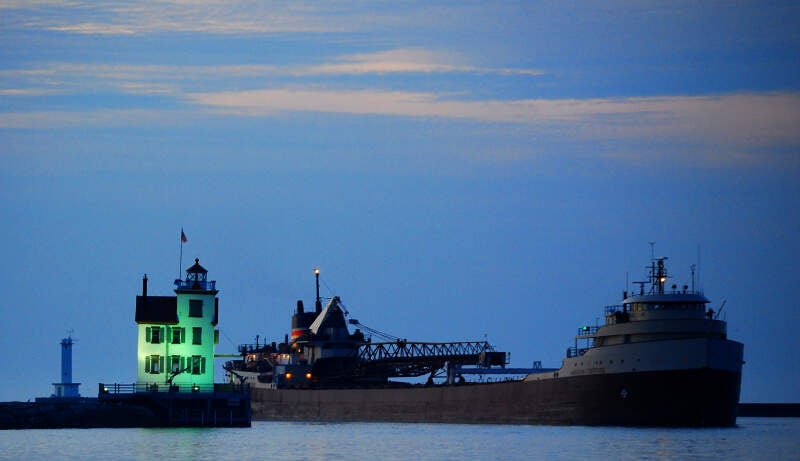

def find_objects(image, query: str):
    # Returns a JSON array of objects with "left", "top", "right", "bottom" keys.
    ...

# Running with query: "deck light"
[
  {"left": 285, "top": 372, "right": 293, "bottom": 380},
  {"left": 305, "top": 372, "right": 312, "bottom": 380}
]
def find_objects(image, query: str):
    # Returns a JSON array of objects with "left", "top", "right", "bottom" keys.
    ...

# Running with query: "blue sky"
[{"left": 1, "top": 1, "right": 798, "bottom": 403}]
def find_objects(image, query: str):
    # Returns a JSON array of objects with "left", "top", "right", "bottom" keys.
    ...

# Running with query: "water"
[{"left": 1, "top": 418, "right": 798, "bottom": 460}]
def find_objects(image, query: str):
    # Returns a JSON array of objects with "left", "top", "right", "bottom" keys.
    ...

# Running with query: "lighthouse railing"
[
  {"left": 99, "top": 382, "right": 249, "bottom": 396},
  {"left": 173, "top": 279, "right": 217, "bottom": 291}
]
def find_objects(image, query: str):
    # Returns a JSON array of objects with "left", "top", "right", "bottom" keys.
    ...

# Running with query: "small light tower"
[{"left": 52, "top": 333, "right": 81, "bottom": 398}]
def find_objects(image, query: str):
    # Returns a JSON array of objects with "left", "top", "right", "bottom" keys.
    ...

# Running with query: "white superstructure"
[{"left": 526, "top": 257, "right": 744, "bottom": 382}]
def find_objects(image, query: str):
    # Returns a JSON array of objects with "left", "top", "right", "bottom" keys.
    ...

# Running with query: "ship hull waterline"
[{"left": 250, "top": 368, "right": 741, "bottom": 427}]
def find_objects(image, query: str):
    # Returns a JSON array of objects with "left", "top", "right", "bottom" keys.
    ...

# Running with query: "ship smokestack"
[{"left": 297, "top": 300, "right": 304, "bottom": 314}]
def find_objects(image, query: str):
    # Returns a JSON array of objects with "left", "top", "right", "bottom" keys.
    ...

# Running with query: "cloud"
[
  {"left": 181, "top": 88, "right": 800, "bottom": 169},
  {"left": 0, "top": 49, "right": 542, "bottom": 99},
  {"left": 2, "top": 90, "right": 797, "bottom": 170},
  {"left": 3, "top": 82, "right": 797, "bottom": 165},
  {"left": 0, "top": 88, "right": 63, "bottom": 96},
  {"left": 185, "top": 88, "right": 800, "bottom": 147},
  {"left": 0, "top": 109, "right": 193, "bottom": 129},
  {"left": 6, "top": 1, "right": 367, "bottom": 36},
  {"left": 294, "top": 49, "right": 544, "bottom": 77}
]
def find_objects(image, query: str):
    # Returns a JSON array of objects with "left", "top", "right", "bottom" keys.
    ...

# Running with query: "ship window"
[
  {"left": 192, "top": 327, "right": 202, "bottom": 345},
  {"left": 189, "top": 300, "right": 203, "bottom": 317}
]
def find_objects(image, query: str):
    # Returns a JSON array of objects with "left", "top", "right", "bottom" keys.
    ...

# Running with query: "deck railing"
[
  {"left": 575, "top": 325, "right": 599, "bottom": 336},
  {"left": 566, "top": 347, "right": 589, "bottom": 358}
]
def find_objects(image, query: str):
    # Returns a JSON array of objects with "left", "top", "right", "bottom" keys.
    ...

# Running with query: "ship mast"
[{"left": 314, "top": 268, "right": 322, "bottom": 313}]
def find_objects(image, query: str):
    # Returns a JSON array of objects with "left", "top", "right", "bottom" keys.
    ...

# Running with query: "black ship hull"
[{"left": 251, "top": 368, "right": 741, "bottom": 427}]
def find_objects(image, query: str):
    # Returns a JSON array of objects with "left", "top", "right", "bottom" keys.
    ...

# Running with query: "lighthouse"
[
  {"left": 135, "top": 259, "right": 219, "bottom": 390},
  {"left": 52, "top": 334, "right": 81, "bottom": 398}
]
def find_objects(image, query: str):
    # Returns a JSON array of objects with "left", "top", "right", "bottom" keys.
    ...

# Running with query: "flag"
[{"left": 181, "top": 229, "right": 187, "bottom": 243}]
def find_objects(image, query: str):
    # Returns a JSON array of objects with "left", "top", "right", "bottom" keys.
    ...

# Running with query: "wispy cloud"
[
  {"left": 0, "top": 88, "right": 63, "bottom": 96},
  {"left": 294, "top": 49, "right": 543, "bottom": 76},
  {"left": 7, "top": 1, "right": 368, "bottom": 35},
  {"left": 0, "top": 108, "right": 192, "bottom": 129},
  {"left": 0, "top": 49, "right": 542, "bottom": 97},
  {"left": 185, "top": 88, "right": 800, "bottom": 149}
]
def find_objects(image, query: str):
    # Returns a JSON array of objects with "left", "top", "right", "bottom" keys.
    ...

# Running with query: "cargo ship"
[{"left": 226, "top": 256, "right": 744, "bottom": 426}]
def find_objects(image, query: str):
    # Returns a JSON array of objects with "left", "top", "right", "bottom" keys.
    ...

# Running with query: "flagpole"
[{"left": 179, "top": 228, "right": 185, "bottom": 280}]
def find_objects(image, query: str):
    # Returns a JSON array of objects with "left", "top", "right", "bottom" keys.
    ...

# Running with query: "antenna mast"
[{"left": 696, "top": 244, "right": 701, "bottom": 292}]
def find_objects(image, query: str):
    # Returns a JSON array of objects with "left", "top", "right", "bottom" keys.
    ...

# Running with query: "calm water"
[{"left": 1, "top": 418, "right": 798, "bottom": 460}]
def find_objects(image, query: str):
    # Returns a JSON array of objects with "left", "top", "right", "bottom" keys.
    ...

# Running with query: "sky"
[{"left": 1, "top": 1, "right": 798, "bottom": 403}]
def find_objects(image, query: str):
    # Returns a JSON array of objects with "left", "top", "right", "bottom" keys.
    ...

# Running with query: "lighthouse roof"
[
  {"left": 186, "top": 258, "right": 207, "bottom": 274},
  {"left": 135, "top": 296, "right": 178, "bottom": 324}
]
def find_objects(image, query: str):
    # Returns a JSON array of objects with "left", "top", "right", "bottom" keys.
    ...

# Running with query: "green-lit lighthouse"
[{"left": 135, "top": 259, "right": 219, "bottom": 390}]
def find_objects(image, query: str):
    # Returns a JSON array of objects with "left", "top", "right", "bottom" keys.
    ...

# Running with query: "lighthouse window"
[
  {"left": 189, "top": 300, "right": 203, "bottom": 317},
  {"left": 146, "top": 326, "right": 164, "bottom": 344},
  {"left": 192, "top": 327, "right": 202, "bottom": 345},
  {"left": 145, "top": 355, "right": 163, "bottom": 374},
  {"left": 191, "top": 355, "right": 206, "bottom": 375},
  {"left": 171, "top": 327, "right": 185, "bottom": 344},
  {"left": 171, "top": 355, "right": 181, "bottom": 373}
]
